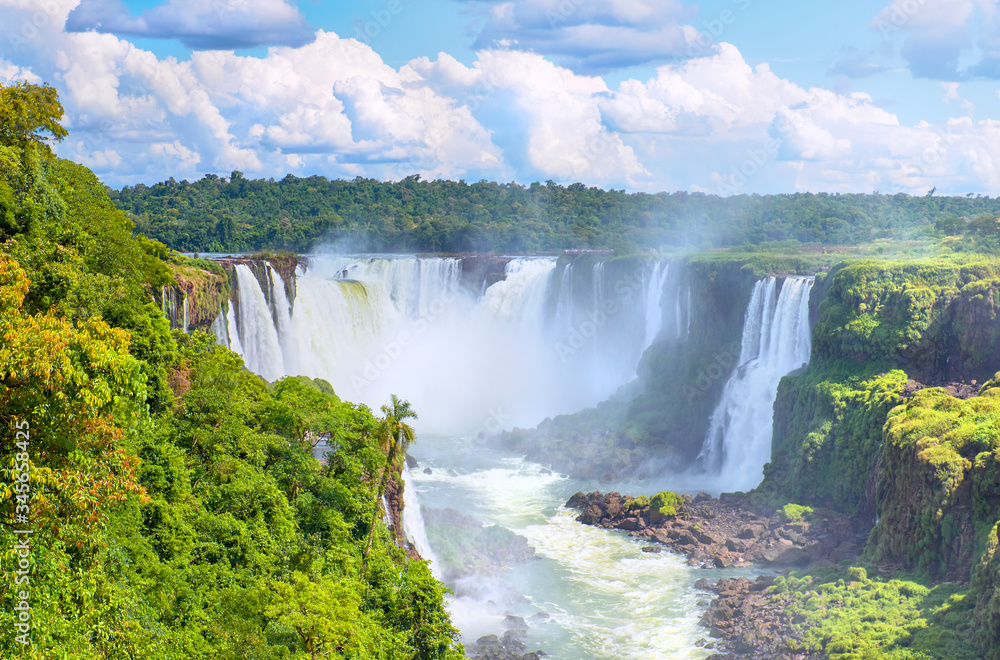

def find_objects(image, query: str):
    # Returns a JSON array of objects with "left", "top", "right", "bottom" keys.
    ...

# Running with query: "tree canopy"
[
  {"left": 112, "top": 171, "right": 1000, "bottom": 254},
  {"left": 0, "top": 81, "right": 463, "bottom": 660}
]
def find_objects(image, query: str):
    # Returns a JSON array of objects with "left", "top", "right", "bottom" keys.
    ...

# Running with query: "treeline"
[
  {"left": 1, "top": 83, "right": 462, "bottom": 658},
  {"left": 111, "top": 171, "right": 1000, "bottom": 253}
]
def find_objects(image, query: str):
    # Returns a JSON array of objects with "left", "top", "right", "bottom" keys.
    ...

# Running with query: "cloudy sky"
[{"left": 1, "top": 0, "right": 999, "bottom": 195}]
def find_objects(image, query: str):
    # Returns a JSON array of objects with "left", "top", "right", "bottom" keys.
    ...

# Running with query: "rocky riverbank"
[
  {"left": 566, "top": 491, "right": 864, "bottom": 570},
  {"left": 566, "top": 490, "right": 869, "bottom": 658},
  {"left": 695, "top": 575, "right": 809, "bottom": 659}
]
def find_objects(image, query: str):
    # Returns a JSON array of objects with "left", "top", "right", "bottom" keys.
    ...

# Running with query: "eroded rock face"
[{"left": 565, "top": 491, "right": 862, "bottom": 571}]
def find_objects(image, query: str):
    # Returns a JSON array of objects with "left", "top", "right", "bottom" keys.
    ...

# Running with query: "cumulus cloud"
[
  {"left": 0, "top": 61, "right": 41, "bottom": 84},
  {"left": 472, "top": 0, "right": 700, "bottom": 72},
  {"left": 2, "top": 0, "right": 1000, "bottom": 197},
  {"left": 873, "top": 0, "right": 1000, "bottom": 80},
  {"left": 65, "top": 0, "right": 315, "bottom": 50}
]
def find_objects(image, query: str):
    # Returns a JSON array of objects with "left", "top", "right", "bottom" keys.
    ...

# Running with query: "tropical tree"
[{"left": 363, "top": 394, "right": 417, "bottom": 560}]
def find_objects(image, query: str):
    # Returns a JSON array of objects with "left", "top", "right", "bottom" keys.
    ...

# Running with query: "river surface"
[{"left": 408, "top": 434, "right": 760, "bottom": 659}]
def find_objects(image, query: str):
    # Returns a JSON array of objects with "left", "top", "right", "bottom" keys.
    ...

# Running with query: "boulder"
[
  {"left": 736, "top": 525, "right": 764, "bottom": 540},
  {"left": 503, "top": 615, "right": 528, "bottom": 630}
]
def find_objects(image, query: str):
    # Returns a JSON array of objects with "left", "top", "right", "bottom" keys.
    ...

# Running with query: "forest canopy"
[
  {"left": 0, "top": 81, "right": 463, "bottom": 660},
  {"left": 111, "top": 172, "right": 1000, "bottom": 254}
]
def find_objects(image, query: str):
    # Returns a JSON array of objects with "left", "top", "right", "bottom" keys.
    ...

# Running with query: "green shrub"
[
  {"left": 650, "top": 490, "right": 683, "bottom": 517},
  {"left": 779, "top": 503, "right": 815, "bottom": 522}
]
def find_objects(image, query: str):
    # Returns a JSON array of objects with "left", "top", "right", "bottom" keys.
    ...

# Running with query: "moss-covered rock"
[
  {"left": 812, "top": 259, "right": 1000, "bottom": 382},
  {"left": 762, "top": 369, "right": 908, "bottom": 522},
  {"left": 870, "top": 385, "right": 1000, "bottom": 583}
]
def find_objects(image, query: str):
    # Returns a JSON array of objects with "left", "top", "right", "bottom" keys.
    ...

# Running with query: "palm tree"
[{"left": 363, "top": 394, "right": 417, "bottom": 561}]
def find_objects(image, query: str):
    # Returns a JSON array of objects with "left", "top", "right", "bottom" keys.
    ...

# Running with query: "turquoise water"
[{"left": 408, "top": 435, "right": 762, "bottom": 660}]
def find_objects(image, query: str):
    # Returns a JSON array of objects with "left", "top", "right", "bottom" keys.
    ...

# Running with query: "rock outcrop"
[{"left": 566, "top": 491, "right": 862, "bottom": 570}]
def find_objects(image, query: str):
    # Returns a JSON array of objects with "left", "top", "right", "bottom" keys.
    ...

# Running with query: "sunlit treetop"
[{"left": 0, "top": 82, "right": 68, "bottom": 151}]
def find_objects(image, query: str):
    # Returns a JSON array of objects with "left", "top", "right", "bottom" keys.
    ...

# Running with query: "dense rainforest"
[
  {"left": 0, "top": 82, "right": 463, "bottom": 659},
  {"left": 111, "top": 171, "right": 1000, "bottom": 255},
  {"left": 6, "top": 78, "right": 1000, "bottom": 660}
]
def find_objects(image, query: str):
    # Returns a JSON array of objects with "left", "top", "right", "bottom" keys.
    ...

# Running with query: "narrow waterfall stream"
[{"left": 218, "top": 254, "right": 811, "bottom": 657}]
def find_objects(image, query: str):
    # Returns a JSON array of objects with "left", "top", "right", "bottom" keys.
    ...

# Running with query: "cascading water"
[
  {"left": 697, "top": 276, "right": 814, "bottom": 492},
  {"left": 400, "top": 465, "right": 441, "bottom": 578},
  {"left": 642, "top": 262, "right": 671, "bottom": 350},
  {"left": 224, "top": 302, "right": 244, "bottom": 355},
  {"left": 265, "top": 263, "right": 297, "bottom": 374},
  {"left": 222, "top": 253, "right": 737, "bottom": 658},
  {"left": 233, "top": 264, "right": 285, "bottom": 382},
  {"left": 225, "top": 255, "right": 683, "bottom": 433}
]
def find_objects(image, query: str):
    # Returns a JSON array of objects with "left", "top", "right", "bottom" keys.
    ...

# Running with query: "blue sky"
[{"left": 1, "top": 0, "right": 999, "bottom": 195}]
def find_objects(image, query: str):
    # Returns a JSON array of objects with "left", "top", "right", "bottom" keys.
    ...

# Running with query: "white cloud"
[
  {"left": 0, "top": 60, "right": 41, "bottom": 84},
  {"left": 874, "top": 0, "right": 1000, "bottom": 80},
  {"left": 473, "top": 0, "right": 699, "bottom": 72},
  {"left": 65, "top": 0, "right": 314, "bottom": 50},
  {"left": 2, "top": 1, "right": 1000, "bottom": 197}
]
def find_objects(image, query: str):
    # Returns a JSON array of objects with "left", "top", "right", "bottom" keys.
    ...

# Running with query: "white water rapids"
[{"left": 216, "top": 254, "right": 812, "bottom": 657}]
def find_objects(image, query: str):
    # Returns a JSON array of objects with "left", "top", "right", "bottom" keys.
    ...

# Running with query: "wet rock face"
[
  {"left": 565, "top": 491, "right": 863, "bottom": 571},
  {"left": 469, "top": 628, "right": 546, "bottom": 660}
]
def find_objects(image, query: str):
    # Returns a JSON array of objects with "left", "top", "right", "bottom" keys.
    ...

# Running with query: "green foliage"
[
  {"left": 0, "top": 81, "right": 68, "bottom": 150},
  {"left": 0, "top": 83, "right": 463, "bottom": 660},
  {"left": 111, "top": 172, "right": 1000, "bottom": 254},
  {"left": 870, "top": 385, "right": 1000, "bottom": 583},
  {"left": 772, "top": 568, "right": 978, "bottom": 660},
  {"left": 779, "top": 503, "right": 815, "bottom": 522},
  {"left": 811, "top": 259, "right": 1000, "bottom": 380},
  {"left": 763, "top": 368, "right": 908, "bottom": 519},
  {"left": 649, "top": 491, "right": 683, "bottom": 517}
]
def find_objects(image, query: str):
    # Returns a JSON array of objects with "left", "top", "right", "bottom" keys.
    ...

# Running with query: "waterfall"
[
  {"left": 555, "top": 261, "right": 575, "bottom": 333},
  {"left": 592, "top": 262, "right": 605, "bottom": 314},
  {"left": 182, "top": 294, "right": 189, "bottom": 333},
  {"left": 210, "top": 310, "right": 227, "bottom": 346},
  {"left": 382, "top": 494, "right": 393, "bottom": 527},
  {"left": 233, "top": 264, "right": 285, "bottom": 382},
  {"left": 641, "top": 262, "right": 671, "bottom": 350},
  {"left": 266, "top": 264, "right": 297, "bottom": 375},
  {"left": 697, "top": 276, "right": 814, "bottom": 492},
  {"left": 225, "top": 301, "right": 244, "bottom": 355},
  {"left": 228, "top": 254, "right": 692, "bottom": 434},
  {"left": 479, "top": 258, "right": 554, "bottom": 327},
  {"left": 401, "top": 466, "right": 441, "bottom": 578}
]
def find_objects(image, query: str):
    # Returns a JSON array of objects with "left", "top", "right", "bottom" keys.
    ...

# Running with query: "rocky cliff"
[
  {"left": 759, "top": 258, "right": 1000, "bottom": 656},
  {"left": 152, "top": 258, "right": 229, "bottom": 332}
]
